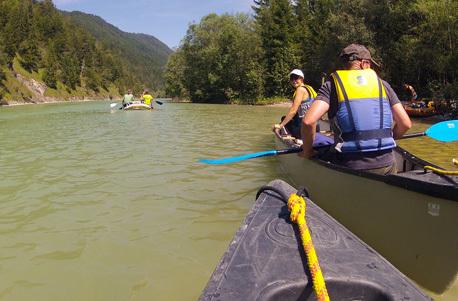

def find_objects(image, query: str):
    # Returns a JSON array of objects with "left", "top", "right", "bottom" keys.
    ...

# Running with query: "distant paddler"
[
  {"left": 122, "top": 89, "right": 135, "bottom": 108},
  {"left": 403, "top": 83, "right": 417, "bottom": 102},
  {"left": 141, "top": 89, "right": 154, "bottom": 108}
]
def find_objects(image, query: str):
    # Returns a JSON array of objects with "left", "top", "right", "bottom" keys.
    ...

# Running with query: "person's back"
[
  {"left": 141, "top": 90, "right": 153, "bottom": 107},
  {"left": 300, "top": 44, "right": 411, "bottom": 175},
  {"left": 122, "top": 90, "right": 135, "bottom": 107},
  {"left": 404, "top": 84, "right": 417, "bottom": 102}
]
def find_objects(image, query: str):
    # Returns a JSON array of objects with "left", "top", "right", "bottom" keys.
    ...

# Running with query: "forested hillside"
[
  {"left": 64, "top": 11, "right": 172, "bottom": 91},
  {"left": 0, "top": 0, "right": 172, "bottom": 104},
  {"left": 166, "top": 0, "right": 457, "bottom": 105}
]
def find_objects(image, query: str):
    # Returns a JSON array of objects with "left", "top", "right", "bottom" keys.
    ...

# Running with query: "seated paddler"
[
  {"left": 141, "top": 89, "right": 154, "bottom": 107},
  {"left": 300, "top": 44, "right": 411, "bottom": 175},
  {"left": 273, "top": 69, "right": 317, "bottom": 139},
  {"left": 122, "top": 89, "right": 135, "bottom": 107}
]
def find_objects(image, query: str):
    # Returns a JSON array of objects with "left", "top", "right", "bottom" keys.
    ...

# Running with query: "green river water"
[{"left": 0, "top": 101, "right": 456, "bottom": 301}]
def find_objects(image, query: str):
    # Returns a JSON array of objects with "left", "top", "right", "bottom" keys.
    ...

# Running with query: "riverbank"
[
  {"left": 167, "top": 96, "right": 290, "bottom": 107},
  {"left": 1, "top": 97, "right": 118, "bottom": 107}
]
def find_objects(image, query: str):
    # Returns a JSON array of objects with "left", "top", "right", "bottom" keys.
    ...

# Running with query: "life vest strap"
[{"left": 341, "top": 128, "right": 392, "bottom": 141}]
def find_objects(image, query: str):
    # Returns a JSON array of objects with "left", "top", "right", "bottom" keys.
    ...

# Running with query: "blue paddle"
[
  {"left": 199, "top": 148, "right": 302, "bottom": 165},
  {"left": 199, "top": 133, "right": 334, "bottom": 165},
  {"left": 199, "top": 120, "right": 457, "bottom": 165},
  {"left": 399, "top": 120, "right": 458, "bottom": 142}
]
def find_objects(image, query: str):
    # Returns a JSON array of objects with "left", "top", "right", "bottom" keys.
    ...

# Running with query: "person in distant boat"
[
  {"left": 141, "top": 89, "right": 154, "bottom": 107},
  {"left": 403, "top": 84, "right": 417, "bottom": 102},
  {"left": 122, "top": 89, "right": 135, "bottom": 107},
  {"left": 272, "top": 69, "right": 317, "bottom": 139},
  {"left": 300, "top": 44, "right": 412, "bottom": 175}
]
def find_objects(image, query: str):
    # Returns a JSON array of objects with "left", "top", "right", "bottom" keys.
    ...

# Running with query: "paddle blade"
[
  {"left": 155, "top": 100, "right": 163, "bottom": 105},
  {"left": 425, "top": 120, "right": 458, "bottom": 142},
  {"left": 199, "top": 150, "right": 278, "bottom": 164},
  {"left": 110, "top": 103, "right": 118, "bottom": 108}
]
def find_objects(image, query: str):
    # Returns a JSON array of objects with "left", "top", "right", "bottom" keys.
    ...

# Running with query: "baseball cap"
[
  {"left": 289, "top": 69, "right": 304, "bottom": 78},
  {"left": 339, "top": 44, "right": 380, "bottom": 67}
]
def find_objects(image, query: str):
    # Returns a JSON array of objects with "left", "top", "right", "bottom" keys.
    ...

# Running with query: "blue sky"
[{"left": 54, "top": 0, "right": 254, "bottom": 49}]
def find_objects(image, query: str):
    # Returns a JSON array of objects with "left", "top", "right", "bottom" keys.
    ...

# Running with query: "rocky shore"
[{"left": 0, "top": 72, "right": 116, "bottom": 106}]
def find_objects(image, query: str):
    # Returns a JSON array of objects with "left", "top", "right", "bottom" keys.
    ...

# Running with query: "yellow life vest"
[
  {"left": 293, "top": 84, "right": 317, "bottom": 119},
  {"left": 331, "top": 69, "right": 395, "bottom": 152},
  {"left": 142, "top": 94, "right": 153, "bottom": 105},
  {"left": 333, "top": 69, "right": 387, "bottom": 102},
  {"left": 293, "top": 84, "right": 317, "bottom": 100}
]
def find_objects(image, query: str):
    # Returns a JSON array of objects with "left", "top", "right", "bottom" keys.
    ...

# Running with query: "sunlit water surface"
[{"left": 0, "top": 101, "right": 455, "bottom": 300}]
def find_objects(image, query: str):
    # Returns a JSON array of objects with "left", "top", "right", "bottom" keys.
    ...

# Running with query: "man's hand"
[
  {"left": 298, "top": 149, "right": 316, "bottom": 159},
  {"left": 272, "top": 124, "right": 282, "bottom": 131}
]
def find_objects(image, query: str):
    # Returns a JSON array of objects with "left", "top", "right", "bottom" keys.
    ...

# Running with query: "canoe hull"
[
  {"left": 123, "top": 103, "right": 152, "bottom": 110},
  {"left": 200, "top": 179, "right": 431, "bottom": 301},
  {"left": 274, "top": 135, "right": 458, "bottom": 300},
  {"left": 403, "top": 102, "right": 436, "bottom": 117}
]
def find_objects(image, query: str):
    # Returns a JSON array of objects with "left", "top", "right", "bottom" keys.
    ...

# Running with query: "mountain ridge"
[
  {"left": 62, "top": 10, "right": 173, "bottom": 90},
  {"left": 0, "top": 0, "right": 172, "bottom": 104}
]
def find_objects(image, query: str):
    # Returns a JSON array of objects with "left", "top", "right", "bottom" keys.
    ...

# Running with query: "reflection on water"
[{"left": 0, "top": 102, "right": 455, "bottom": 300}]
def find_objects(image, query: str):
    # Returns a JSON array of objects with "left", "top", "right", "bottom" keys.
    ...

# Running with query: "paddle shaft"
[
  {"left": 276, "top": 147, "right": 303, "bottom": 155},
  {"left": 398, "top": 132, "right": 426, "bottom": 139}
]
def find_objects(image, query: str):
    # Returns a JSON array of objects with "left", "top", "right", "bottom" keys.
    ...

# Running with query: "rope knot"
[{"left": 288, "top": 193, "right": 306, "bottom": 223}]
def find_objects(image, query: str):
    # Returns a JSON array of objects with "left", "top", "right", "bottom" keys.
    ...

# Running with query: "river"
[{"left": 0, "top": 101, "right": 456, "bottom": 300}]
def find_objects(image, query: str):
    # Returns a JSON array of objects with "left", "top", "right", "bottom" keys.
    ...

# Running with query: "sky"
[{"left": 54, "top": 0, "right": 254, "bottom": 49}]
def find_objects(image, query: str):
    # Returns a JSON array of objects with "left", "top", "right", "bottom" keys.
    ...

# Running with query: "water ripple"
[{"left": 0, "top": 102, "right": 288, "bottom": 301}]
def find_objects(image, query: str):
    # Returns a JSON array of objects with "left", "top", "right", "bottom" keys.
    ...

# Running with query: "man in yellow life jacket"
[
  {"left": 141, "top": 89, "right": 154, "bottom": 107},
  {"left": 300, "top": 44, "right": 412, "bottom": 175}
]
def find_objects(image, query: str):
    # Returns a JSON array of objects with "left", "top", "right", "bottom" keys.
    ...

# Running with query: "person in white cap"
[{"left": 272, "top": 69, "right": 317, "bottom": 138}]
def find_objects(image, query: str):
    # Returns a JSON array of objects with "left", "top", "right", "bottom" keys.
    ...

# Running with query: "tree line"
[
  {"left": 165, "top": 0, "right": 457, "bottom": 105},
  {"left": 0, "top": 0, "right": 155, "bottom": 100}
]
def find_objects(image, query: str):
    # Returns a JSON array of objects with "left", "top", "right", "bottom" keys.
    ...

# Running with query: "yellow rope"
[
  {"left": 424, "top": 165, "right": 458, "bottom": 175},
  {"left": 288, "top": 193, "right": 330, "bottom": 301}
]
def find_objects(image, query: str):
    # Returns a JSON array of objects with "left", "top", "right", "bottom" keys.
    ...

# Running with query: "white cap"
[{"left": 289, "top": 69, "right": 304, "bottom": 78}]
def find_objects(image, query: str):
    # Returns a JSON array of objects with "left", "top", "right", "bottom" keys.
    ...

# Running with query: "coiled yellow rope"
[
  {"left": 424, "top": 165, "right": 458, "bottom": 175},
  {"left": 288, "top": 193, "right": 330, "bottom": 301}
]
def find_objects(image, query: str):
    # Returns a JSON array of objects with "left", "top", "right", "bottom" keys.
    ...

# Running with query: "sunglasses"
[{"left": 290, "top": 75, "right": 302, "bottom": 81}]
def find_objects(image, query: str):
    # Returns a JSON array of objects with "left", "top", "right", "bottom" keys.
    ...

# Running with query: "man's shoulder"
[{"left": 380, "top": 79, "right": 393, "bottom": 89}]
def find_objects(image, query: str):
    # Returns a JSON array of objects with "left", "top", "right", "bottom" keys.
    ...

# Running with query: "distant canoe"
[
  {"left": 123, "top": 102, "right": 152, "bottom": 110},
  {"left": 403, "top": 101, "right": 436, "bottom": 117}
]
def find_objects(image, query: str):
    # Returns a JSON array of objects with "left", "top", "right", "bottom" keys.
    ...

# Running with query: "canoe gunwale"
[{"left": 274, "top": 130, "right": 458, "bottom": 202}]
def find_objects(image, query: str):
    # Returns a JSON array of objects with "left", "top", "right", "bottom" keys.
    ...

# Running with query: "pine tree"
[
  {"left": 254, "top": 0, "right": 299, "bottom": 97},
  {"left": 18, "top": 32, "right": 41, "bottom": 72}
]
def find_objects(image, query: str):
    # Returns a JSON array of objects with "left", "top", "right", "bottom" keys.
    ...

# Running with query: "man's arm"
[
  {"left": 280, "top": 87, "right": 308, "bottom": 127},
  {"left": 391, "top": 103, "right": 412, "bottom": 139},
  {"left": 384, "top": 81, "right": 412, "bottom": 139},
  {"left": 300, "top": 100, "right": 329, "bottom": 158}
]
